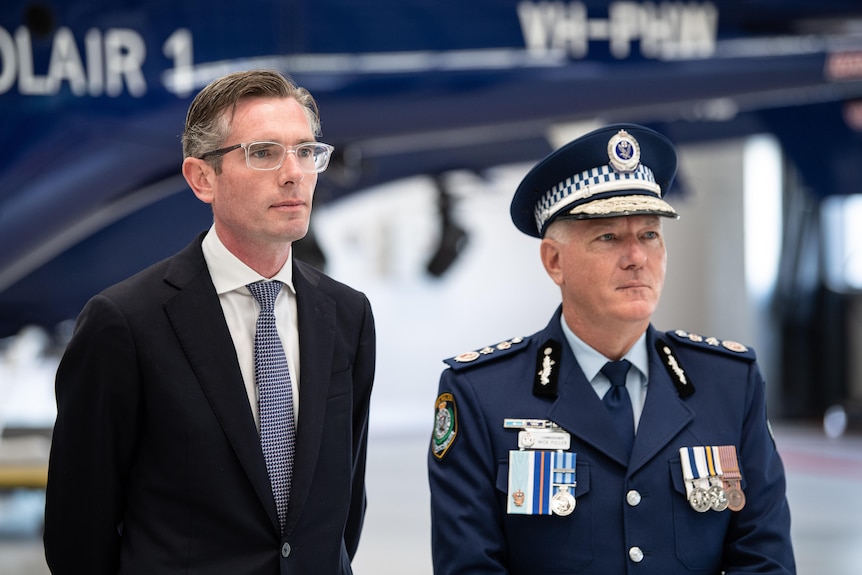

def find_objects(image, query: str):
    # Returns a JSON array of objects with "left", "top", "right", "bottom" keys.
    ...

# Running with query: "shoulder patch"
[
  {"left": 667, "top": 329, "right": 756, "bottom": 361},
  {"left": 431, "top": 393, "right": 458, "bottom": 460},
  {"left": 443, "top": 336, "right": 530, "bottom": 371}
]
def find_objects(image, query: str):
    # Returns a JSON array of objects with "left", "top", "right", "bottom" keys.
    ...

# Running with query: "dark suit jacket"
[
  {"left": 45, "top": 233, "right": 376, "bottom": 575},
  {"left": 429, "top": 307, "right": 794, "bottom": 574}
]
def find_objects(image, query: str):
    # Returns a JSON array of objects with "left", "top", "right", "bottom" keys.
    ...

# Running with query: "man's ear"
[
  {"left": 540, "top": 237, "right": 564, "bottom": 287},
  {"left": 182, "top": 157, "right": 215, "bottom": 204}
]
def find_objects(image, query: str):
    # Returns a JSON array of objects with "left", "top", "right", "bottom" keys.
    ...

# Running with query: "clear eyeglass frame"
[{"left": 200, "top": 141, "right": 334, "bottom": 173}]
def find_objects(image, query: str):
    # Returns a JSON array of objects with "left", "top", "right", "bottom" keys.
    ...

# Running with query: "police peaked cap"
[{"left": 510, "top": 123, "right": 679, "bottom": 238}]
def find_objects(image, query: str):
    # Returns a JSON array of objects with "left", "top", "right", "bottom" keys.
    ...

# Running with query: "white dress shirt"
[{"left": 201, "top": 225, "right": 300, "bottom": 429}]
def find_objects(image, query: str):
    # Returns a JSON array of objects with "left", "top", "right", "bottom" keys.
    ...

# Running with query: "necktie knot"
[
  {"left": 247, "top": 280, "right": 282, "bottom": 311},
  {"left": 601, "top": 359, "right": 631, "bottom": 389}
]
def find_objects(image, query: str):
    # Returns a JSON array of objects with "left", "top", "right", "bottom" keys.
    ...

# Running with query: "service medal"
[
  {"left": 704, "top": 446, "right": 728, "bottom": 511},
  {"left": 689, "top": 487, "right": 711, "bottom": 513},
  {"left": 507, "top": 449, "right": 578, "bottom": 516},
  {"left": 726, "top": 485, "right": 746, "bottom": 511},
  {"left": 707, "top": 484, "right": 729, "bottom": 512},
  {"left": 680, "top": 446, "right": 713, "bottom": 512},
  {"left": 551, "top": 487, "right": 576, "bottom": 516},
  {"left": 717, "top": 445, "right": 746, "bottom": 512}
]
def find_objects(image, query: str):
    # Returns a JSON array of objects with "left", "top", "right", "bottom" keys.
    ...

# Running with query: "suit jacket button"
[
  {"left": 626, "top": 489, "right": 642, "bottom": 506},
  {"left": 628, "top": 546, "right": 644, "bottom": 563},
  {"left": 281, "top": 542, "right": 291, "bottom": 558}
]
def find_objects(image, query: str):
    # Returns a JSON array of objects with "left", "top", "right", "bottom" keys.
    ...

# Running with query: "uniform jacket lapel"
[
  {"left": 547, "top": 351, "right": 632, "bottom": 465},
  {"left": 628, "top": 327, "right": 694, "bottom": 474},
  {"left": 161, "top": 236, "right": 278, "bottom": 530},
  {"left": 544, "top": 317, "right": 694, "bottom": 469},
  {"left": 540, "top": 314, "right": 632, "bottom": 465}
]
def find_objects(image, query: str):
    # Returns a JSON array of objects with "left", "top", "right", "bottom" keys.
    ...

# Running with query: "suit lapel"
[
  {"left": 162, "top": 237, "right": 278, "bottom": 530},
  {"left": 282, "top": 261, "right": 337, "bottom": 537}
]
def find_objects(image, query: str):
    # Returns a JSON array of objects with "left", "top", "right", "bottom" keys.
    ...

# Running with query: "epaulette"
[
  {"left": 443, "top": 336, "right": 531, "bottom": 371},
  {"left": 666, "top": 329, "right": 756, "bottom": 362}
]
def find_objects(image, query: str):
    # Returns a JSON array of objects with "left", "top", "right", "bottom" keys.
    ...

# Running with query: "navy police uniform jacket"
[{"left": 428, "top": 307, "right": 794, "bottom": 574}]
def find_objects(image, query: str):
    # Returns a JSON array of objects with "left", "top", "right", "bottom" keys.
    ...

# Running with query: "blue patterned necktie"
[
  {"left": 247, "top": 280, "right": 295, "bottom": 531},
  {"left": 601, "top": 359, "right": 634, "bottom": 459}
]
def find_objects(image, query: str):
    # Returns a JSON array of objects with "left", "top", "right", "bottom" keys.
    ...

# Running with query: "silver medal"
[
  {"left": 688, "top": 487, "right": 711, "bottom": 513},
  {"left": 551, "top": 487, "right": 576, "bottom": 516},
  {"left": 707, "top": 484, "right": 728, "bottom": 512}
]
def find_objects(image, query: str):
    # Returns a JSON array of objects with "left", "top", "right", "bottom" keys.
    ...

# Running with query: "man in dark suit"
[
  {"left": 44, "top": 69, "right": 376, "bottom": 574},
  {"left": 428, "top": 124, "right": 795, "bottom": 574}
]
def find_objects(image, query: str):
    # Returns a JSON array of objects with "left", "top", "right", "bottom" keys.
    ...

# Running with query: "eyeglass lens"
[{"left": 246, "top": 142, "right": 330, "bottom": 172}]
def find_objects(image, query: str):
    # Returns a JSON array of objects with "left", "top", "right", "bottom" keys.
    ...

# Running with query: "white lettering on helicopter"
[
  {"left": 0, "top": 3, "right": 719, "bottom": 98},
  {"left": 518, "top": 1, "right": 718, "bottom": 60},
  {"left": 0, "top": 26, "right": 193, "bottom": 97}
]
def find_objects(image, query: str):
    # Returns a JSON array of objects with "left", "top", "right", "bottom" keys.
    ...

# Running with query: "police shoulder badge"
[
  {"left": 668, "top": 329, "right": 756, "bottom": 362},
  {"left": 432, "top": 393, "right": 458, "bottom": 460},
  {"left": 443, "top": 336, "right": 529, "bottom": 371}
]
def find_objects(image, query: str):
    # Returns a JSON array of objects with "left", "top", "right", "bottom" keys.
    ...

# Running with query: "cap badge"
[{"left": 607, "top": 129, "right": 641, "bottom": 173}]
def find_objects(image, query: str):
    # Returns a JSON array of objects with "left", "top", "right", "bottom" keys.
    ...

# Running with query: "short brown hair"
[{"left": 182, "top": 69, "right": 321, "bottom": 172}]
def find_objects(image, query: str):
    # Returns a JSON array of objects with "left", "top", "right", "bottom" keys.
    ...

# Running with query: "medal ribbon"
[
  {"left": 552, "top": 451, "right": 576, "bottom": 497},
  {"left": 680, "top": 445, "right": 745, "bottom": 513},
  {"left": 679, "top": 446, "right": 696, "bottom": 500},
  {"left": 717, "top": 445, "right": 741, "bottom": 480},
  {"left": 532, "top": 450, "right": 552, "bottom": 514}
]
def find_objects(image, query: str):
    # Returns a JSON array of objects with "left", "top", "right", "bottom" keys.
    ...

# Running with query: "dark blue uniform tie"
[
  {"left": 247, "top": 280, "right": 295, "bottom": 532},
  {"left": 601, "top": 359, "right": 634, "bottom": 459}
]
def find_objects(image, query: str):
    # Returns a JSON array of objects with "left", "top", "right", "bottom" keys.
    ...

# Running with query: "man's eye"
[{"left": 249, "top": 146, "right": 275, "bottom": 159}]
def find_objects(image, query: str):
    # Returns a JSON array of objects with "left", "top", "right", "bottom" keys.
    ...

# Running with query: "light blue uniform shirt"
[{"left": 560, "top": 316, "right": 649, "bottom": 432}]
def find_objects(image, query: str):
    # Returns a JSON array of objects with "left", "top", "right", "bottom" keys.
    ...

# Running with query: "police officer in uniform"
[{"left": 428, "top": 124, "right": 795, "bottom": 574}]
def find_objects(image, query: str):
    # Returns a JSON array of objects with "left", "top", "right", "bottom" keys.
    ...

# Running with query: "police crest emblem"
[{"left": 432, "top": 393, "right": 458, "bottom": 460}]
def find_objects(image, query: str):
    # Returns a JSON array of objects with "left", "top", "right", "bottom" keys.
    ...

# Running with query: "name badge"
[{"left": 518, "top": 429, "right": 571, "bottom": 450}]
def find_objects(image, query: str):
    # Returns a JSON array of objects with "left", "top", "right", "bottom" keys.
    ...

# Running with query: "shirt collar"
[
  {"left": 201, "top": 224, "right": 295, "bottom": 295},
  {"left": 559, "top": 315, "right": 649, "bottom": 383}
]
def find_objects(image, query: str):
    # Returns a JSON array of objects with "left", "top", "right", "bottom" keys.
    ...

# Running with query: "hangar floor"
[{"left": 1, "top": 422, "right": 860, "bottom": 574}]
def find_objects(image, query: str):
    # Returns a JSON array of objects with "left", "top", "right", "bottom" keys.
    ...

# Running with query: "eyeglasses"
[{"left": 200, "top": 141, "right": 334, "bottom": 173}]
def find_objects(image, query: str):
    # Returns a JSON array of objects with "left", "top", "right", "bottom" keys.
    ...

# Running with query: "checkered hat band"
[{"left": 534, "top": 164, "right": 660, "bottom": 232}]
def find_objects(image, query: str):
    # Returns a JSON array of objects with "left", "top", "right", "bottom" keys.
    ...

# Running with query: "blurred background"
[{"left": 2, "top": 1, "right": 862, "bottom": 573}]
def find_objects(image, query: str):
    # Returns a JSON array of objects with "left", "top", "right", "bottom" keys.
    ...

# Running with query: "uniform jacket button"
[
  {"left": 281, "top": 542, "right": 291, "bottom": 558},
  {"left": 626, "top": 489, "right": 642, "bottom": 506},
  {"left": 628, "top": 546, "right": 644, "bottom": 563}
]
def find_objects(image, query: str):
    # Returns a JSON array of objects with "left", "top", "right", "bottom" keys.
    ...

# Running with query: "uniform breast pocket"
[
  {"left": 496, "top": 456, "right": 595, "bottom": 573},
  {"left": 668, "top": 457, "right": 733, "bottom": 570}
]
